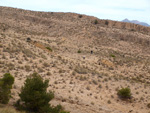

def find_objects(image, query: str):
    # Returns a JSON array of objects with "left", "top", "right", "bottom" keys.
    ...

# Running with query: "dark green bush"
[
  {"left": 130, "top": 29, "right": 135, "bottom": 31},
  {"left": 46, "top": 47, "right": 53, "bottom": 52},
  {"left": 0, "top": 73, "right": 14, "bottom": 104},
  {"left": 77, "top": 50, "right": 81, "bottom": 53},
  {"left": 117, "top": 87, "right": 131, "bottom": 99},
  {"left": 105, "top": 20, "right": 109, "bottom": 25},
  {"left": 17, "top": 73, "right": 69, "bottom": 113},
  {"left": 110, "top": 54, "right": 115, "bottom": 58},
  {"left": 94, "top": 19, "right": 98, "bottom": 24},
  {"left": 78, "top": 15, "right": 83, "bottom": 18},
  {"left": 147, "top": 103, "right": 150, "bottom": 108}
]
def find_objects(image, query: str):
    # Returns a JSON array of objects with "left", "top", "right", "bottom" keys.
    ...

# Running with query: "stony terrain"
[{"left": 0, "top": 6, "right": 150, "bottom": 113}]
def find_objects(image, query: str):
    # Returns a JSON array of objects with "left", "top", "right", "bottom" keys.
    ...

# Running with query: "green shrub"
[
  {"left": 110, "top": 54, "right": 115, "bottom": 58},
  {"left": 117, "top": 87, "right": 131, "bottom": 99},
  {"left": 78, "top": 15, "right": 83, "bottom": 18},
  {"left": 17, "top": 73, "right": 69, "bottom": 113},
  {"left": 94, "top": 19, "right": 98, "bottom": 24},
  {"left": 105, "top": 20, "right": 109, "bottom": 25},
  {"left": 77, "top": 50, "right": 81, "bottom": 53},
  {"left": 0, "top": 73, "right": 14, "bottom": 104},
  {"left": 130, "top": 29, "right": 135, "bottom": 31},
  {"left": 46, "top": 47, "right": 53, "bottom": 52},
  {"left": 147, "top": 103, "right": 150, "bottom": 108}
]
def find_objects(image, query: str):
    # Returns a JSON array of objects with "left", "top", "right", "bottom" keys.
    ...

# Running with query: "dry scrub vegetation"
[{"left": 0, "top": 6, "right": 150, "bottom": 113}]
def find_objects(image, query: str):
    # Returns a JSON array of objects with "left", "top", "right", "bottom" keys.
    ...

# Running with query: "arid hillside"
[{"left": 0, "top": 6, "right": 150, "bottom": 113}]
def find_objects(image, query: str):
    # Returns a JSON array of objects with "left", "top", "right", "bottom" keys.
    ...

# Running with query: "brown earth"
[{"left": 0, "top": 6, "right": 150, "bottom": 113}]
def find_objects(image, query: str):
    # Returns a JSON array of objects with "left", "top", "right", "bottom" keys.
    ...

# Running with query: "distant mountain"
[{"left": 122, "top": 18, "right": 150, "bottom": 27}]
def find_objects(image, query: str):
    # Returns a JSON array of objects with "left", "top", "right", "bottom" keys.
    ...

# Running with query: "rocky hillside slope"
[{"left": 0, "top": 6, "right": 150, "bottom": 113}]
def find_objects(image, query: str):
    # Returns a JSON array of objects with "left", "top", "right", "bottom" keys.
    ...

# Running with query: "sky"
[{"left": 0, "top": 0, "right": 150, "bottom": 24}]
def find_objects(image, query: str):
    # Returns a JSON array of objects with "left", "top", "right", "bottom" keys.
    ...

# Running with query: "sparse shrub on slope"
[
  {"left": 147, "top": 103, "right": 150, "bottom": 108},
  {"left": 77, "top": 49, "right": 81, "bottom": 53},
  {"left": 78, "top": 15, "right": 83, "bottom": 18},
  {"left": 16, "top": 73, "right": 69, "bottom": 113},
  {"left": 46, "top": 47, "right": 53, "bottom": 52},
  {"left": 105, "top": 20, "right": 109, "bottom": 25},
  {"left": 94, "top": 19, "right": 98, "bottom": 24},
  {"left": 74, "top": 66, "right": 88, "bottom": 74},
  {"left": 0, "top": 73, "right": 14, "bottom": 104},
  {"left": 117, "top": 87, "right": 132, "bottom": 100},
  {"left": 110, "top": 54, "right": 115, "bottom": 58}
]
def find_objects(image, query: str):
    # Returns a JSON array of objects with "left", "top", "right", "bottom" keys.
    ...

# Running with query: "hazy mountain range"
[{"left": 122, "top": 18, "right": 150, "bottom": 27}]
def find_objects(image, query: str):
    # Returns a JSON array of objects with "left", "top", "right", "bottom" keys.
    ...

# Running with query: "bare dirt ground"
[{"left": 0, "top": 6, "right": 150, "bottom": 113}]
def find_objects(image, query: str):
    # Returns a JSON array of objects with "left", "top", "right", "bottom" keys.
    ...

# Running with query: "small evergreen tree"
[
  {"left": 17, "top": 73, "right": 69, "bottom": 113},
  {"left": 0, "top": 73, "right": 14, "bottom": 104}
]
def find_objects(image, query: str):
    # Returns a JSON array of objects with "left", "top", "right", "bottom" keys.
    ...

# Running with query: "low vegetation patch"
[
  {"left": 77, "top": 50, "right": 81, "bottom": 53},
  {"left": 105, "top": 20, "right": 109, "bottom": 25},
  {"left": 110, "top": 54, "right": 115, "bottom": 58},
  {"left": 94, "top": 19, "right": 98, "bottom": 24},
  {"left": 117, "top": 87, "right": 132, "bottom": 100},
  {"left": 46, "top": 47, "right": 53, "bottom": 52},
  {"left": 0, "top": 73, "right": 14, "bottom": 104},
  {"left": 74, "top": 66, "right": 89, "bottom": 74},
  {"left": 147, "top": 103, "right": 150, "bottom": 108},
  {"left": 78, "top": 15, "right": 83, "bottom": 18}
]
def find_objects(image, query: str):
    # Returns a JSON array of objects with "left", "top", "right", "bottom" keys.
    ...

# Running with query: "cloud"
[{"left": 0, "top": 0, "right": 149, "bottom": 24}]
